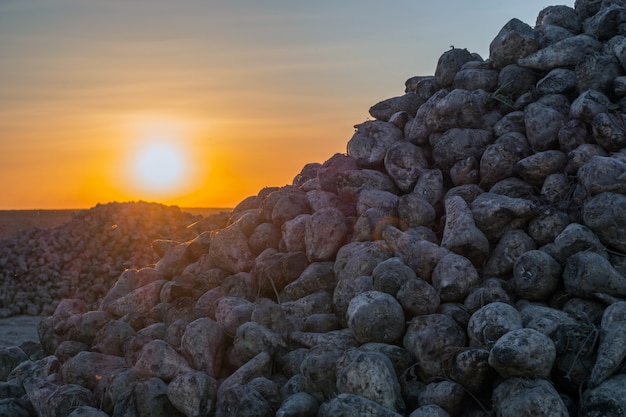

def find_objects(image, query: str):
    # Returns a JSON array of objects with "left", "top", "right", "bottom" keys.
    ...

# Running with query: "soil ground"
[
  {"left": 0, "top": 315, "right": 42, "bottom": 349},
  {"left": 0, "top": 207, "right": 230, "bottom": 241}
]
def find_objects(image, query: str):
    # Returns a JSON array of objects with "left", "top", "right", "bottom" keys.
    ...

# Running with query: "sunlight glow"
[
  {"left": 133, "top": 140, "right": 187, "bottom": 192},
  {"left": 114, "top": 116, "right": 209, "bottom": 201}
]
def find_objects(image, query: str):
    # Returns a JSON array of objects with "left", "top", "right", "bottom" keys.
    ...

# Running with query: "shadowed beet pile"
[{"left": 2, "top": 1, "right": 626, "bottom": 416}]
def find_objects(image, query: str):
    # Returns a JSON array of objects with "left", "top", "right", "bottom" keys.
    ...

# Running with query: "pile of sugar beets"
[
  {"left": 0, "top": 202, "right": 209, "bottom": 318},
  {"left": 3, "top": 1, "right": 626, "bottom": 416}
]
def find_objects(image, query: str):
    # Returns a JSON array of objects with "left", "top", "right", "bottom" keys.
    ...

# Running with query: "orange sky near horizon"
[{"left": 0, "top": 0, "right": 563, "bottom": 210}]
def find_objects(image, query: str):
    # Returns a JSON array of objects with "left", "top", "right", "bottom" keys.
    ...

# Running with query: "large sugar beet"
[
  {"left": 233, "top": 322, "right": 286, "bottom": 367},
  {"left": 513, "top": 250, "right": 561, "bottom": 300},
  {"left": 488, "top": 328, "right": 556, "bottom": 378},
  {"left": 317, "top": 153, "right": 359, "bottom": 194},
  {"left": 464, "top": 278, "right": 514, "bottom": 313},
  {"left": 333, "top": 242, "right": 391, "bottom": 326},
  {"left": 536, "top": 68, "right": 576, "bottom": 95},
  {"left": 180, "top": 318, "right": 226, "bottom": 378},
  {"left": 353, "top": 207, "right": 396, "bottom": 241},
  {"left": 403, "top": 314, "right": 466, "bottom": 379},
  {"left": 405, "top": 89, "right": 448, "bottom": 145},
  {"left": 333, "top": 241, "right": 391, "bottom": 283},
  {"left": 592, "top": 112, "right": 626, "bottom": 151},
  {"left": 382, "top": 226, "right": 449, "bottom": 280},
  {"left": 369, "top": 92, "right": 424, "bottom": 122},
  {"left": 280, "top": 292, "right": 333, "bottom": 320},
  {"left": 167, "top": 371, "right": 217, "bottom": 417},
  {"left": 454, "top": 65, "right": 498, "bottom": 93},
  {"left": 483, "top": 229, "right": 536, "bottom": 277},
  {"left": 304, "top": 208, "right": 348, "bottom": 262},
  {"left": 358, "top": 343, "right": 414, "bottom": 378},
  {"left": 563, "top": 251, "right": 626, "bottom": 298},
  {"left": 61, "top": 351, "right": 127, "bottom": 392},
  {"left": 276, "top": 392, "right": 319, "bottom": 417},
  {"left": 447, "top": 348, "right": 495, "bottom": 394},
  {"left": 318, "top": 393, "right": 403, "bottom": 417},
  {"left": 583, "top": 192, "right": 626, "bottom": 253},
  {"left": 413, "top": 168, "right": 445, "bottom": 207},
  {"left": 215, "top": 384, "right": 273, "bottom": 417},
  {"left": 139, "top": 378, "right": 189, "bottom": 416},
  {"left": 333, "top": 274, "right": 374, "bottom": 329},
  {"left": 426, "top": 90, "right": 494, "bottom": 132},
  {"left": 435, "top": 48, "right": 477, "bottom": 86},
  {"left": 215, "top": 296, "right": 254, "bottom": 336},
  {"left": 217, "top": 351, "right": 272, "bottom": 399},
  {"left": 523, "top": 103, "right": 568, "bottom": 151},
  {"left": 479, "top": 132, "right": 531, "bottom": 189},
  {"left": 270, "top": 189, "right": 311, "bottom": 226},
  {"left": 514, "top": 150, "right": 568, "bottom": 185},
  {"left": 581, "top": 374, "right": 626, "bottom": 417},
  {"left": 347, "top": 120, "right": 403, "bottom": 168},
  {"left": 397, "top": 193, "right": 436, "bottom": 229},
  {"left": 102, "top": 279, "right": 166, "bottom": 318},
  {"left": 417, "top": 380, "right": 466, "bottom": 416},
  {"left": 396, "top": 277, "right": 440, "bottom": 317},
  {"left": 578, "top": 155, "right": 626, "bottom": 196},
  {"left": 432, "top": 128, "right": 493, "bottom": 172},
  {"left": 488, "top": 177, "right": 538, "bottom": 201},
  {"left": 134, "top": 340, "right": 193, "bottom": 381},
  {"left": 336, "top": 169, "right": 397, "bottom": 201},
  {"left": 248, "top": 222, "right": 281, "bottom": 255},
  {"left": 517, "top": 34, "right": 602, "bottom": 70},
  {"left": 346, "top": 291, "right": 405, "bottom": 344},
  {"left": 300, "top": 345, "right": 343, "bottom": 402},
  {"left": 372, "top": 257, "right": 416, "bottom": 296},
  {"left": 588, "top": 302, "right": 626, "bottom": 387},
  {"left": 470, "top": 192, "right": 539, "bottom": 240},
  {"left": 281, "top": 214, "right": 310, "bottom": 253},
  {"left": 540, "top": 222, "right": 606, "bottom": 264},
  {"left": 356, "top": 189, "right": 398, "bottom": 218},
  {"left": 283, "top": 262, "right": 336, "bottom": 301},
  {"left": 336, "top": 349, "right": 405, "bottom": 413},
  {"left": 253, "top": 250, "right": 309, "bottom": 296},
  {"left": 527, "top": 206, "right": 570, "bottom": 246},
  {"left": 384, "top": 141, "right": 429, "bottom": 193},
  {"left": 570, "top": 89, "right": 611, "bottom": 123},
  {"left": 489, "top": 18, "right": 540, "bottom": 69},
  {"left": 431, "top": 253, "right": 479, "bottom": 302},
  {"left": 288, "top": 328, "right": 357, "bottom": 350},
  {"left": 208, "top": 223, "right": 256, "bottom": 273},
  {"left": 467, "top": 302, "right": 522, "bottom": 349},
  {"left": 440, "top": 196, "right": 489, "bottom": 266},
  {"left": 492, "top": 378, "right": 569, "bottom": 417}
]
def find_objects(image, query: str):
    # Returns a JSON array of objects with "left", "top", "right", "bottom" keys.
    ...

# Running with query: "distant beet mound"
[{"left": 0, "top": 202, "right": 219, "bottom": 317}]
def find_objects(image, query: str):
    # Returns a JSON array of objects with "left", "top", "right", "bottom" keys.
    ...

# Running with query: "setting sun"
[
  {"left": 110, "top": 116, "right": 211, "bottom": 203},
  {"left": 132, "top": 140, "right": 188, "bottom": 193}
]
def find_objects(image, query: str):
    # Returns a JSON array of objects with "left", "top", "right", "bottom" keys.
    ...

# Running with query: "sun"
[
  {"left": 132, "top": 140, "right": 188, "bottom": 193},
  {"left": 111, "top": 116, "right": 206, "bottom": 201}
]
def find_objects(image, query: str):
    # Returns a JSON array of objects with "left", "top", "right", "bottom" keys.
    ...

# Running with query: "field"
[
  {"left": 0, "top": 210, "right": 77, "bottom": 240},
  {"left": 0, "top": 207, "right": 229, "bottom": 241}
]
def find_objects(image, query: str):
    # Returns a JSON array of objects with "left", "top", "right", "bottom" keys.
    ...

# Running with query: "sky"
[{"left": 0, "top": 0, "right": 570, "bottom": 210}]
